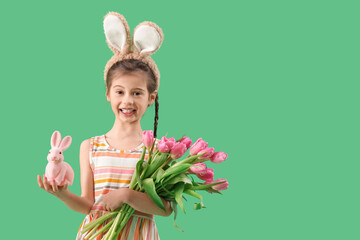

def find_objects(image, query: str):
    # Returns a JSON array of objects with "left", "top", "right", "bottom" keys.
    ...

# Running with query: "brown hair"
[{"left": 105, "top": 59, "right": 159, "bottom": 139}]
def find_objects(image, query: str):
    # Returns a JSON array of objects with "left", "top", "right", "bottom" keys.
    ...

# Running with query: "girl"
[
  {"left": 37, "top": 58, "right": 172, "bottom": 239},
  {"left": 38, "top": 12, "right": 171, "bottom": 239}
]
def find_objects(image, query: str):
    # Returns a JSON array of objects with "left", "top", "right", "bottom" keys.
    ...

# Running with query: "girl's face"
[{"left": 106, "top": 71, "right": 157, "bottom": 124}]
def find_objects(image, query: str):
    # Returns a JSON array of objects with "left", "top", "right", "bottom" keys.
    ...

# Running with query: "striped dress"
[{"left": 76, "top": 134, "right": 161, "bottom": 240}]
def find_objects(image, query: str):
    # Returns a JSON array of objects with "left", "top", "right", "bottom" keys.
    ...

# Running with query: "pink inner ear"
[
  {"left": 51, "top": 131, "right": 62, "bottom": 148},
  {"left": 60, "top": 136, "right": 72, "bottom": 151}
]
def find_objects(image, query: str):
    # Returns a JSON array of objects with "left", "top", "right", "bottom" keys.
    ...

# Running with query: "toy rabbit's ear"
[
  {"left": 60, "top": 136, "right": 72, "bottom": 151},
  {"left": 132, "top": 21, "right": 163, "bottom": 57},
  {"left": 51, "top": 131, "right": 61, "bottom": 148},
  {"left": 103, "top": 12, "right": 132, "bottom": 55}
]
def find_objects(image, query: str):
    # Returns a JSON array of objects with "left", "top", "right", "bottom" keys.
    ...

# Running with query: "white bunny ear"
[
  {"left": 133, "top": 22, "right": 163, "bottom": 56},
  {"left": 103, "top": 13, "right": 131, "bottom": 54}
]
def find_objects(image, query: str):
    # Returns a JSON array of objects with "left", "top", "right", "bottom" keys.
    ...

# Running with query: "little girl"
[{"left": 37, "top": 12, "right": 171, "bottom": 239}]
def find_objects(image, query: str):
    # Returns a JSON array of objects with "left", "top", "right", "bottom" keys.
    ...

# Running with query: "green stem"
[
  {"left": 83, "top": 221, "right": 102, "bottom": 239},
  {"left": 106, "top": 208, "right": 123, "bottom": 240},
  {"left": 87, "top": 218, "right": 115, "bottom": 240},
  {"left": 112, "top": 207, "right": 135, "bottom": 239},
  {"left": 81, "top": 211, "right": 118, "bottom": 234}
]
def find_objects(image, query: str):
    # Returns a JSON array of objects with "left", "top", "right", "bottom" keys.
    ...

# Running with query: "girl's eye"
[{"left": 116, "top": 91, "right": 141, "bottom": 96}]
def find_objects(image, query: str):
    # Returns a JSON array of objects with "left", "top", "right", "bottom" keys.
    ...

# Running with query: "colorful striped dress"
[{"left": 76, "top": 134, "right": 161, "bottom": 240}]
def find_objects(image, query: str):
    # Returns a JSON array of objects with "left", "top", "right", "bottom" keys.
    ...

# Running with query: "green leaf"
[
  {"left": 135, "top": 158, "right": 144, "bottom": 190},
  {"left": 183, "top": 189, "right": 205, "bottom": 209},
  {"left": 191, "top": 180, "right": 226, "bottom": 191},
  {"left": 143, "top": 178, "right": 166, "bottom": 211},
  {"left": 144, "top": 152, "right": 169, "bottom": 178},
  {"left": 170, "top": 201, "right": 184, "bottom": 232},
  {"left": 176, "top": 133, "right": 186, "bottom": 142},
  {"left": 160, "top": 163, "right": 192, "bottom": 182},
  {"left": 166, "top": 173, "right": 192, "bottom": 186},
  {"left": 194, "top": 203, "right": 202, "bottom": 210},
  {"left": 170, "top": 153, "right": 204, "bottom": 168},
  {"left": 157, "top": 181, "right": 174, "bottom": 197},
  {"left": 207, "top": 188, "right": 222, "bottom": 194},
  {"left": 129, "top": 146, "right": 146, "bottom": 189},
  {"left": 155, "top": 168, "right": 165, "bottom": 183},
  {"left": 174, "top": 182, "right": 186, "bottom": 214}
]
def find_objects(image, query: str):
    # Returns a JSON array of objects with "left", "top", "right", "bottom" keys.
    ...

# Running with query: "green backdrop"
[{"left": 1, "top": 0, "right": 359, "bottom": 239}]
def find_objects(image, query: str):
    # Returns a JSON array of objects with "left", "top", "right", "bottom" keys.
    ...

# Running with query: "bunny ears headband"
[{"left": 103, "top": 12, "right": 164, "bottom": 90}]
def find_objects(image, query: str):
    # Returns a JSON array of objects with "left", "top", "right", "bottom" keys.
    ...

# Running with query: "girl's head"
[{"left": 105, "top": 59, "right": 159, "bottom": 138}]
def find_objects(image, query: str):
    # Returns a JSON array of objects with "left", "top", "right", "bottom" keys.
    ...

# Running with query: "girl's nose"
[{"left": 122, "top": 93, "right": 134, "bottom": 103}]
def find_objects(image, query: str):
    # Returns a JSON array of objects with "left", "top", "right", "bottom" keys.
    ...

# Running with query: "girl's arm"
[
  {"left": 37, "top": 139, "right": 94, "bottom": 215},
  {"left": 125, "top": 188, "right": 173, "bottom": 217}
]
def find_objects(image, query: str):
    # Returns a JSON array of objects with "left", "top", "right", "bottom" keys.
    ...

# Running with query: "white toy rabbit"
[{"left": 45, "top": 130, "right": 74, "bottom": 186}]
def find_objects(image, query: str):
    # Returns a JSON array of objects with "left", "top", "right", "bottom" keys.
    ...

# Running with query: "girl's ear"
[
  {"left": 105, "top": 90, "right": 111, "bottom": 102},
  {"left": 148, "top": 91, "right": 157, "bottom": 106}
]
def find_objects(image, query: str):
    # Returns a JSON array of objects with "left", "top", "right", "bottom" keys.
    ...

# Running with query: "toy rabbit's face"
[
  {"left": 47, "top": 147, "right": 64, "bottom": 163},
  {"left": 106, "top": 71, "right": 157, "bottom": 124}
]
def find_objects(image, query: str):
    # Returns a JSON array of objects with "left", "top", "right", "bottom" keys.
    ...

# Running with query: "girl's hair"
[{"left": 105, "top": 59, "right": 159, "bottom": 139}]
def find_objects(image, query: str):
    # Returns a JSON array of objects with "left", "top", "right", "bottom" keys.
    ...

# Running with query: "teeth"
[{"left": 121, "top": 109, "right": 135, "bottom": 113}]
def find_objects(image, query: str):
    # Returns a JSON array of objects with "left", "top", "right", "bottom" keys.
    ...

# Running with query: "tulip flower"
[
  {"left": 189, "top": 138, "right": 208, "bottom": 155},
  {"left": 142, "top": 130, "right": 154, "bottom": 149},
  {"left": 179, "top": 136, "right": 192, "bottom": 150},
  {"left": 198, "top": 147, "right": 214, "bottom": 160},
  {"left": 170, "top": 142, "right": 187, "bottom": 159},
  {"left": 210, "top": 151, "right": 228, "bottom": 163},
  {"left": 197, "top": 168, "right": 214, "bottom": 181},
  {"left": 205, "top": 178, "right": 229, "bottom": 191},
  {"left": 188, "top": 162, "right": 207, "bottom": 175},
  {"left": 158, "top": 136, "right": 176, "bottom": 153}
]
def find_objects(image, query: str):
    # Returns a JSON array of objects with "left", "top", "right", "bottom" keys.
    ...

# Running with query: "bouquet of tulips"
[{"left": 81, "top": 130, "right": 229, "bottom": 240}]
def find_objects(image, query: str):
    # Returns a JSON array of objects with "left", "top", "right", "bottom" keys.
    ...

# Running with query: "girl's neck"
[{"left": 106, "top": 121, "right": 143, "bottom": 142}]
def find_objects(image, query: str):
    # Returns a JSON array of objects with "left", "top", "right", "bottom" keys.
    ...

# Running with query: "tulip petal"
[
  {"left": 143, "top": 178, "right": 166, "bottom": 211},
  {"left": 174, "top": 182, "right": 186, "bottom": 214}
]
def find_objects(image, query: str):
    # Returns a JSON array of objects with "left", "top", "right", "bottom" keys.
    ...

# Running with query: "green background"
[{"left": 1, "top": 0, "right": 359, "bottom": 239}]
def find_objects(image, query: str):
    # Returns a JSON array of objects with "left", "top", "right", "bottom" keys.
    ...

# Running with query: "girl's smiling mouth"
[{"left": 119, "top": 108, "right": 136, "bottom": 116}]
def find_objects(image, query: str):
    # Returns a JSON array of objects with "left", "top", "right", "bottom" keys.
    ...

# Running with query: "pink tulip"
[
  {"left": 142, "top": 130, "right": 154, "bottom": 149},
  {"left": 188, "top": 162, "right": 207, "bottom": 175},
  {"left": 210, "top": 151, "right": 228, "bottom": 163},
  {"left": 170, "top": 142, "right": 187, "bottom": 159},
  {"left": 198, "top": 147, "right": 214, "bottom": 160},
  {"left": 190, "top": 138, "right": 208, "bottom": 155},
  {"left": 197, "top": 168, "right": 214, "bottom": 181},
  {"left": 179, "top": 136, "right": 192, "bottom": 150},
  {"left": 205, "top": 178, "right": 229, "bottom": 192},
  {"left": 158, "top": 136, "right": 176, "bottom": 153}
]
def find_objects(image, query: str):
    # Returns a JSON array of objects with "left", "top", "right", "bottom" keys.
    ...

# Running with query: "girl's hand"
[
  {"left": 102, "top": 188, "right": 129, "bottom": 212},
  {"left": 37, "top": 174, "right": 69, "bottom": 197}
]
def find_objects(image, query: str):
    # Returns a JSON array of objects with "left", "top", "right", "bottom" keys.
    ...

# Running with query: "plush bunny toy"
[{"left": 45, "top": 130, "right": 74, "bottom": 186}]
